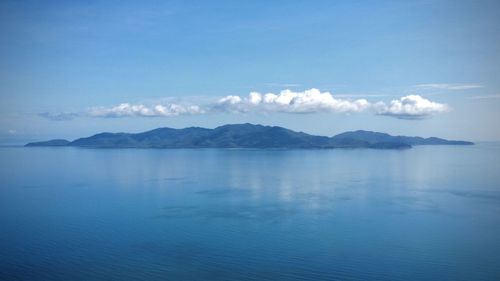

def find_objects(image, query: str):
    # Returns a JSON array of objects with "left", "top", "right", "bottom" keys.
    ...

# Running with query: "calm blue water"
[{"left": 1, "top": 144, "right": 500, "bottom": 281}]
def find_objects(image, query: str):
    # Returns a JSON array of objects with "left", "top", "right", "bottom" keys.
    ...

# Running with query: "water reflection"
[{"left": 1, "top": 145, "right": 500, "bottom": 281}]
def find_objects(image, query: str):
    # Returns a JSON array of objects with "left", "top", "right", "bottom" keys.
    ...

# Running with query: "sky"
[{"left": 1, "top": 0, "right": 500, "bottom": 144}]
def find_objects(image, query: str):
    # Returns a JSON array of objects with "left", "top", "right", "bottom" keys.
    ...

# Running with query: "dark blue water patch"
[
  {"left": 446, "top": 190, "right": 500, "bottom": 201},
  {"left": 155, "top": 203, "right": 323, "bottom": 224},
  {"left": 196, "top": 187, "right": 252, "bottom": 196},
  {"left": 146, "top": 176, "right": 192, "bottom": 183},
  {"left": 20, "top": 185, "right": 43, "bottom": 189}
]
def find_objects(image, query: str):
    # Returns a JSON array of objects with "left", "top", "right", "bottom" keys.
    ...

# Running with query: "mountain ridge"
[{"left": 25, "top": 123, "right": 473, "bottom": 149}]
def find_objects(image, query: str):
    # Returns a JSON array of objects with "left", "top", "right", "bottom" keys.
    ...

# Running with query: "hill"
[{"left": 25, "top": 124, "right": 473, "bottom": 149}]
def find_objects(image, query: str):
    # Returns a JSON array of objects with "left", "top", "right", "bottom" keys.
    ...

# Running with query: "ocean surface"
[{"left": 1, "top": 144, "right": 500, "bottom": 281}]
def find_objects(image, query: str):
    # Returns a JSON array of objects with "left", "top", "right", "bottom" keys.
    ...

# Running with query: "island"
[{"left": 25, "top": 123, "right": 473, "bottom": 149}]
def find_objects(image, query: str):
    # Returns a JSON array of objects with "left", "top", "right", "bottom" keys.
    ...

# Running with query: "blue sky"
[{"left": 1, "top": 0, "right": 499, "bottom": 143}]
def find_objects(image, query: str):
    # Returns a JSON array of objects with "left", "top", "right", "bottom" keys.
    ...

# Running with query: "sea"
[{"left": 1, "top": 144, "right": 499, "bottom": 280}]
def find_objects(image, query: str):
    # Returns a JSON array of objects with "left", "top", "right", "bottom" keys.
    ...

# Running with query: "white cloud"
[
  {"left": 249, "top": 92, "right": 262, "bottom": 104},
  {"left": 374, "top": 95, "right": 449, "bottom": 119},
  {"left": 264, "top": 83, "right": 301, "bottom": 88},
  {"left": 466, "top": 94, "right": 500, "bottom": 100},
  {"left": 215, "top": 88, "right": 370, "bottom": 114},
  {"left": 414, "top": 83, "right": 483, "bottom": 90},
  {"left": 38, "top": 112, "right": 79, "bottom": 121},
  {"left": 88, "top": 103, "right": 204, "bottom": 118},
  {"left": 38, "top": 89, "right": 450, "bottom": 121}
]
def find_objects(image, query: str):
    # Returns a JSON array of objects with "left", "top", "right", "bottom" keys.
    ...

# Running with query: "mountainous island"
[{"left": 25, "top": 123, "right": 473, "bottom": 149}]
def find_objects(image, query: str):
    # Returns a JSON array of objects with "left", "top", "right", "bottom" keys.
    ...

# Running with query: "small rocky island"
[{"left": 25, "top": 123, "right": 473, "bottom": 149}]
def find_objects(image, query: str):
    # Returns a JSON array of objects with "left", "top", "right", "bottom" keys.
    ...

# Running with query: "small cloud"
[
  {"left": 7, "top": 129, "right": 16, "bottom": 135},
  {"left": 264, "top": 83, "right": 301, "bottom": 88},
  {"left": 466, "top": 94, "right": 500, "bottom": 100},
  {"left": 334, "top": 94, "right": 394, "bottom": 98},
  {"left": 414, "top": 83, "right": 483, "bottom": 90},
  {"left": 38, "top": 112, "right": 79, "bottom": 121},
  {"left": 88, "top": 103, "right": 204, "bottom": 118},
  {"left": 374, "top": 95, "right": 449, "bottom": 119}
]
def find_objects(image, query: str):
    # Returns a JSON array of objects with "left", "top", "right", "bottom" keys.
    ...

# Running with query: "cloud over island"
[
  {"left": 215, "top": 88, "right": 371, "bottom": 114},
  {"left": 88, "top": 103, "right": 204, "bottom": 118},
  {"left": 39, "top": 88, "right": 450, "bottom": 121},
  {"left": 373, "top": 95, "right": 449, "bottom": 119}
]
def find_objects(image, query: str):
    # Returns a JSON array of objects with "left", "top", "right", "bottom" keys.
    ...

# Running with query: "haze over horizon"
[{"left": 1, "top": 0, "right": 500, "bottom": 144}]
